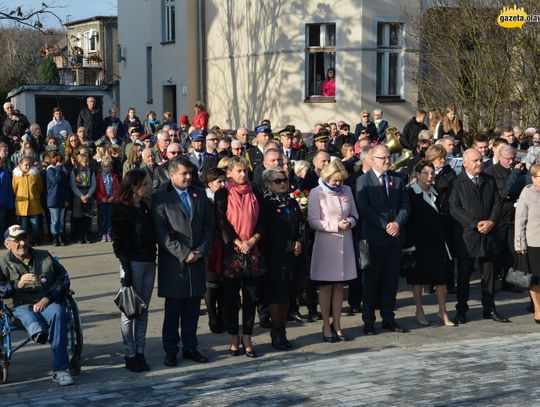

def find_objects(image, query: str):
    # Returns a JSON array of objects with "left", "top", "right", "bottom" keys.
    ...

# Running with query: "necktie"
[
  {"left": 180, "top": 191, "right": 191, "bottom": 217},
  {"left": 380, "top": 173, "right": 388, "bottom": 196},
  {"left": 472, "top": 176, "right": 479, "bottom": 187},
  {"left": 198, "top": 154, "right": 203, "bottom": 168}
]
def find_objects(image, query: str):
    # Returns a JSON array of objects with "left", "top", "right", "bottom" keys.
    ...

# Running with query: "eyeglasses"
[
  {"left": 168, "top": 151, "right": 180, "bottom": 155},
  {"left": 231, "top": 147, "right": 242, "bottom": 151},
  {"left": 373, "top": 156, "right": 391, "bottom": 161},
  {"left": 419, "top": 171, "right": 435, "bottom": 177},
  {"left": 271, "top": 178, "right": 288, "bottom": 185},
  {"left": 206, "top": 138, "right": 218, "bottom": 142},
  {"left": 362, "top": 115, "right": 369, "bottom": 118}
]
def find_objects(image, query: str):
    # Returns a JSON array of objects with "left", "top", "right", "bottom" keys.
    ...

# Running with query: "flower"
[{"left": 291, "top": 189, "right": 309, "bottom": 218}]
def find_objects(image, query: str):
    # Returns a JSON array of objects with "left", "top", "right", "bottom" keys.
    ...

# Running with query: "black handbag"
[
  {"left": 358, "top": 240, "right": 370, "bottom": 269},
  {"left": 506, "top": 253, "right": 532, "bottom": 289},
  {"left": 113, "top": 286, "right": 147, "bottom": 319}
]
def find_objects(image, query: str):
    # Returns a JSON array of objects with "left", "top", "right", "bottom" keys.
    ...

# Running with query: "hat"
[
  {"left": 279, "top": 129, "right": 294, "bottom": 138},
  {"left": 179, "top": 114, "right": 190, "bottom": 125},
  {"left": 138, "top": 133, "right": 150, "bottom": 142},
  {"left": 21, "top": 134, "right": 31, "bottom": 142},
  {"left": 4, "top": 225, "right": 27, "bottom": 240},
  {"left": 255, "top": 124, "right": 272, "bottom": 134},
  {"left": 95, "top": 138, "right": 107, "bottom": 147},
  {"left": 192, "top": 130, "right": 207, "bottom": 142},
  {"left": 129, "top": 127, "right": 143, "bottom": 135},
  {"left": 314, "top": 129, "right": 330, "bottom": 143}
]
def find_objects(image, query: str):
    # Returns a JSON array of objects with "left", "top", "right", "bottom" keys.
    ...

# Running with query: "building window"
[
  {"left": 376, "top": 22, "right": 404, "bottom": 101},
  {"left": 85, "top": 30, "right": 97, "bottom": 53},
  {"left": 163, "top": 0, "right": 176, "bottom": 43},
  {"left": 146, "top": 46, "right": 153, "bottom": 104},
  {"left": 305, "top": 23, "right": 336, "bottom": 102}
]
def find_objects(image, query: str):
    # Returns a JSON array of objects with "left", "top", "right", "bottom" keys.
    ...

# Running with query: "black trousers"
[
  {"left": 222, "top": 277, "right": 259, "bottom": 336},
  {"left": 456, "top": 256, "right": 495, "bottom": 314},
  {"left": 348, "top": 272, "right": 363, "bottom": 309},
  {"left": 362, "top": 245, "right": 401, "bottom": 324}
]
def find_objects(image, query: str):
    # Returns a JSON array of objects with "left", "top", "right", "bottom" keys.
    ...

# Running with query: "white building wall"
[{"left": 118, "top": 0, "right": 198, "bottom": 122}]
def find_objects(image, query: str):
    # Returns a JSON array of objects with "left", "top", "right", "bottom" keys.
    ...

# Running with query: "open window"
[{"left": 305, "top": 23, "right": 336, "bottom": 102}]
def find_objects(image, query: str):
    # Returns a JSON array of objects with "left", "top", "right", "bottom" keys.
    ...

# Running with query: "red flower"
[{"left": 292, "top": 190, "right": 301, "bottom": 197}]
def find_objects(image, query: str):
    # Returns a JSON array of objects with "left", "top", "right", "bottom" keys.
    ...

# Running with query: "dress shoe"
[
  {"left": 182, "top": 349, "right": 208, "bottom": 363},
  {"left": 415, "top": 313, "right": 430, "bottom": 326},
  {"left": 125, "top": 356, "right": 143, "bottom": 372},
  {"left": 454, "top": 313, "right": 467, "bottom": 325},
  {"left": 501, "top": 282, "right": 523, "bottom": 293},
  {"left": 288, "top": 311, "right": 307, "bottom": 323},
  {"left": 381, "top": 321, "right": 409, "bottom": 333},
  {"left": 330, "top": 324, "right": 349, "bottom": 342},
  {"left": 363, "top": 323, "right": 375, "bottom": 335},
  {"left": 423, "top": 285, "right": 436, "bottom": 294},
  {"left": 322, "top": 328, "right": 336, "bottom": 343},
  {"left": 483, "top": 311, "right": 511, "bottom": 323},
  {"left": 136, "top": 353, "right": 150, "bottom": 371},
  {"left": 240, "top": 338, "right": 256, "bottom": 358},
  {"left": 163, "top": 352, "right": 177, "bottom": 367}
]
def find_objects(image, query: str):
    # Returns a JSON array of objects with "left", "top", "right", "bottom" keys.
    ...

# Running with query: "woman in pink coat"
[{"left": 308, "top": 159, "right": 358, "bottom": 343}]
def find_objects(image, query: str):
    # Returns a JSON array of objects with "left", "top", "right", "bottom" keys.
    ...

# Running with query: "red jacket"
[
  {"left": 193, "top": 110, "right": 209, "bottom": 130},
  {"left": 95, "top": 172, "right": 119, "bottom": 203}
]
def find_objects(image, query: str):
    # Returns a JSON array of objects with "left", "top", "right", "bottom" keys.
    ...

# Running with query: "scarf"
[
  {"left": 226, "top": 181, "right": 259, "bottom": 241},
  {"left": 319, "top": 177, "right": 342, "bottom": 194},
  {"left": 263, "top": 188, "right": 294, "bottom": 208}
]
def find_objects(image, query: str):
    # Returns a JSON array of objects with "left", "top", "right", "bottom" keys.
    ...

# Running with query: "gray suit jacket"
[
  {"left": 355, "top": 169, "right": 410, "bottom": 247},
  {"left": 151, "top": 182, "right": 214, "bottom": 299}
]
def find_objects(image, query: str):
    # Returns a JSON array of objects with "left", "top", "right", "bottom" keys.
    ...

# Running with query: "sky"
[{"left": 2, "top": 0, "right": 117, "bottom": 28}]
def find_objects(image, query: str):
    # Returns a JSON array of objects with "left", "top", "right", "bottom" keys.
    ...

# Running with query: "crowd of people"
[{"left": 1, "top": 98, "right": 540, "bottom": 385}]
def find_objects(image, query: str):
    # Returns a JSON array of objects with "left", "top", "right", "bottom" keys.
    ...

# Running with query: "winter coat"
[
  {"left": 12, "top": 166, "right": 44, "bottom": 216},
  {"left": 46, "top": 165, "right": 70, "bottom": 208}
]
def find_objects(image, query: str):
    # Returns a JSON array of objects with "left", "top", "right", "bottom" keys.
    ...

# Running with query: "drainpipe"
[{"left": 197, "top": 0, "right": 206, "bottom": 103}]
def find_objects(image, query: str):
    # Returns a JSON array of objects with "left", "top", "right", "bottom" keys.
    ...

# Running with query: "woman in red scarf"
[{"left": 215, "top": 156, "right": 266, "bottom": 358}]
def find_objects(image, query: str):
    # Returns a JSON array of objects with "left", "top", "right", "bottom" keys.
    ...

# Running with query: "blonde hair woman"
[{"left": 308, "top": 159, "right": 358, "bottom": 342}]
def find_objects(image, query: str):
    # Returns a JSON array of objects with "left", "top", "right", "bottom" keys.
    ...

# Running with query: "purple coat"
[{"left": 308, "top": 184, "right": 358, "bottom": 282}]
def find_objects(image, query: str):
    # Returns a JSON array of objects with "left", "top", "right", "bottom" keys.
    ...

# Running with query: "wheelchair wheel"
[
  {"left": 2, "top": 355, "right": 8, "bottom": 384},
  {"left": 65, "top": 295, "right": 83, "bottom": 376}
]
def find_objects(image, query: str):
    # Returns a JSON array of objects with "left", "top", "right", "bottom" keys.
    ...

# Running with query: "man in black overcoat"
[{"left": 449, "top": 149, "right": 509, "bottom": 324}]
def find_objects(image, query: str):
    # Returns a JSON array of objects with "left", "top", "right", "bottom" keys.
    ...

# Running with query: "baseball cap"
[{"left": 4, "top": 225, "right": 28, "bottom": 240}]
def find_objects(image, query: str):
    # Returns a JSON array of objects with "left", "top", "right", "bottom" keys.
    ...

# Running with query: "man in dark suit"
[
  {"left": 356, "top": 145, "right": 410, "bottom": 334},
  {"left": 280, "top": 129, "right": 302, "bottom": 160},
  {"left": 484, "top": 145, "right": 526, "bottom": 293},
  {"left": 449, "top": 148, "right": 509, "bottom": 324},
  {"left": 185, "top": 130, "right": 217, "bottom": 186},
  {"left": 151, "top": 156, "right": 214, "bottom": 367},
  {"left": 76, "top": 96, "right": 103, "bottom": 141},
  {"left": 245, "top": 124, "right": 271, "bottom": 172}
]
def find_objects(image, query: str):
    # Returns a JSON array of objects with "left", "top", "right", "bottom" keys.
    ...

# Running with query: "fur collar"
[{"left": 13, "top": 166, "right": 40, "bottom": 177}]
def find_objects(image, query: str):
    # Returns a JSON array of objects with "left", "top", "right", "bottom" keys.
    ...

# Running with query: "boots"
[
  {"left": 270, "top": 328, "right": 291, "bottom": 351},
  {"left": 125, "top": 356, "right": 143, "bottom": 373}
]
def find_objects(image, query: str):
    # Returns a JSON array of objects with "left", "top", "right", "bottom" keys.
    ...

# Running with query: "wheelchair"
[{"left": 0, "top": 289, "right": 83, "bottom": 384}]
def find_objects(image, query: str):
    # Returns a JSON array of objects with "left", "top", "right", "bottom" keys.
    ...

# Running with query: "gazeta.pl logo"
[{"left": 497, "top": 5, "right": 540, "bottom": 28}]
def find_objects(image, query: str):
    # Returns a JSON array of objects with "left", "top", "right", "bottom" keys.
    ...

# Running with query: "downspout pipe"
[{"left": 198, "top": 0, "right": 206, "bottom": 103}]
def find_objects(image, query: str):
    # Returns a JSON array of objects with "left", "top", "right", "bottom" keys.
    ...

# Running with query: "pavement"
[{"left": 0, "top": 240, "right": 539, "bottom": 406}]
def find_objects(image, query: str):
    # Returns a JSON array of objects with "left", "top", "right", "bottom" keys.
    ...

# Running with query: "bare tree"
[
  {"left": 404, "top": 0, "right": 540, "bottom": 139},
  {"left": 0, "top": 2, "right": 63, "bottom": 32}
]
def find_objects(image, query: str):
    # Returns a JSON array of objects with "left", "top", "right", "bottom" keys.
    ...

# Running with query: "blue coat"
[
  {"left": 46, "top": 165, "right": 70, "bottom": 208},
  {"left": 0, "top": 166, "right": 14, "bottom": 209}
]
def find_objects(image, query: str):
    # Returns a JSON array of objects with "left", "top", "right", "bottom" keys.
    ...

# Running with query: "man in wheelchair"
[{"left": 0, "top": 225, "right": 74, "bottom": 386}]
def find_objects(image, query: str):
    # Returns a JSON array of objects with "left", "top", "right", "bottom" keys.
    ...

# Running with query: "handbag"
[
  {"left": 113, "top": 286, "right": 147, "bottom": 319},
  {"left": 358, "top": 240, "right": 370, "bottom": 269},
  {"left": 506, "top": 253, "right": 532, "bottom": 289}
]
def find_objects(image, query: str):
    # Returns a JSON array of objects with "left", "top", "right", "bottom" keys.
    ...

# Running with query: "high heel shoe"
[
  {"left": 330, "top": 324, "right": 348, "bottom": 342},
  {"left": 439, "top": 316, "right": 457, "bottom": 327},
  {"left": 240, "top": 338, "right": 256, "bottom": 358},
  {"left": 415, "top": 312, "right": 430, "bottom": 326},
  {"left": 229, "top": 346, "right": 240, "bottom": 356},
  {"left": 322, "top": 327, "right": 335, "bottom": 343}
]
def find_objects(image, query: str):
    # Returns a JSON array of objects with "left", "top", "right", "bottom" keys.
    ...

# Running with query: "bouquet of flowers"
[{"left": 291, "top": 189, "right": 309, "bottom": 217}]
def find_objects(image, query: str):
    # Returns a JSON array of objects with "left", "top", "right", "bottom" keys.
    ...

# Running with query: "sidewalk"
[{"left": 0, "top": 241, "right": 537, "bottom": 405}]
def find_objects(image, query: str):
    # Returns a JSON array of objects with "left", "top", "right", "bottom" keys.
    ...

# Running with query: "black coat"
[
  {"left": 400, "top": 117, "right": 427, "bottom": 151},
  {"left": 261, "top": 196, "right": 303, "bottom": 282},
  {"left": 434, "top": 164, "right": 457, "bottom": 253},
  {"left": 353, "top": 122, "right": 378, "bottom": 142},
  {"left": 405, "top": 186, "right": 449, "bottom": 285},
  {"left": 77, "top": 108, "right": 104, "bottom": 141},
  {"left": 449, "top": 171, "right": 502, "bottom": 258},
  {"left": 2, "top": 111, "right": 30, "bottom": 137},
  {"left": 484, "top": 163, "right": 525, "bottom": 225}
]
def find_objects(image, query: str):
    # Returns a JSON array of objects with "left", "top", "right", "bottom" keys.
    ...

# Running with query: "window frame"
[
  {"left": 305, "top": 22, "right": 337, "bottom": 103},
  {"left": 86, "top": 29, "right": 98, "bottom": 53},
  {"left": 376, "top": 22, "right": 405, "bottom": 103},
  {"left": 162, "top": 0, "right": 176, "bottom": 44}
]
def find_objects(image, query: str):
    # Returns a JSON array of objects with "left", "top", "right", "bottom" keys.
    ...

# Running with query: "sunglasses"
[
  {"left": 168, "top": 151, "right": 180, "bottom": 155},
  {"left": 272, "top": 178, "right": 288, "bottom": 185}
]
